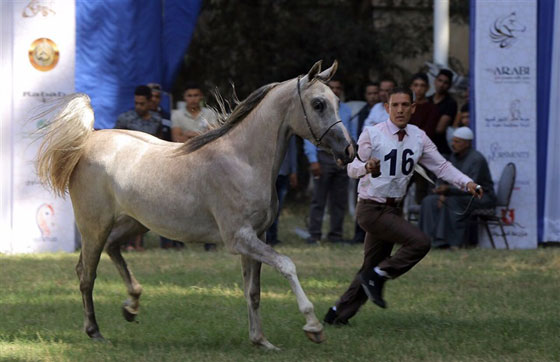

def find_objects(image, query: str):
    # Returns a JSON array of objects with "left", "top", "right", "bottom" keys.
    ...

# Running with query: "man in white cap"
[{"left": 419, "top": 126, "right": 497, "bottom": 249}]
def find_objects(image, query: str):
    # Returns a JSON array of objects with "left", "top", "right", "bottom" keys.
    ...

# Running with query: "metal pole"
[{"left": 434, "top": 0, "right": 449, "bottom": 67}]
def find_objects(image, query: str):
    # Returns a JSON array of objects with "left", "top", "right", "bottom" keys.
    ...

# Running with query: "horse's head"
[{"left": 291, "top": 60, "right": 356, "bottom": 166}]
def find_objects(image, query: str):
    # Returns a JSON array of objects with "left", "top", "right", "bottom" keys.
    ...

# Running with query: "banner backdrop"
[
  {"left": 473, "top": 1, "right": 537, "bottom": 248},
  {"left": 0, "top": 0, "right": 76, "bottom": 253}
]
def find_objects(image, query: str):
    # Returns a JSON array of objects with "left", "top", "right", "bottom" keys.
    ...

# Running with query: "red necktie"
[{"left": 397, "top": 129, "right": 406, "bottom": 142}]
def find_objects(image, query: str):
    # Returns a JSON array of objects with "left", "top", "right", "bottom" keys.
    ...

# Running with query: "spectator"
[
  {"left": 409, "top": 72, "right": 440, "bottom": 204},
  {"left": 303, "top": 78, "right": 354, "bottom": 244},
  {"left": 323, "top": 88, "right": 481, "bottom": 325},
  {"left": 352, "top": 81, "right": 380, "bottom": 244},
  {"left": 171, "top": 83, "right": 218, "bottom": 143},
  {"left": 419, "top": 127, "right": 496, "bottom": 249},
  {"left": 147, "top": 83, "right": 184, "bottom": 249},
  {"left": 446, "top": 102, "right": 470, "bottom": 150},
  {"left": 147, "top": 83, "right": 172, "bottom": 142},
  {"left": 115, "top": 85, "right": 162, "bottom": 136},
  {"left": 115, "top": 85, "right": 163, "bottom": 251},
  {"left": 428, "top": 69, "right": 458, "bottom": 156},
  {"left": 266, "top": 136, "right": 298, "bottom": 246},
  {"left": 364, "top": 78, "right": 396, "bottom": 127}
]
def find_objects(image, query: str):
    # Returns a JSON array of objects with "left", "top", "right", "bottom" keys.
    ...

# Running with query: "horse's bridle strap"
[{"left": 297, "top": 76, "right": 342, "bottom": 147}]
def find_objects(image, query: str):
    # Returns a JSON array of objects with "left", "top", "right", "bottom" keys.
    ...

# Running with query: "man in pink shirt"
[{"left": 324, "top": 87, "right": 482, "bottom": 325}]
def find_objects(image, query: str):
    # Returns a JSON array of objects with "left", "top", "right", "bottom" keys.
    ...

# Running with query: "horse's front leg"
[{"left": 233, "top": 227, "right": 325, "bottom": 344}]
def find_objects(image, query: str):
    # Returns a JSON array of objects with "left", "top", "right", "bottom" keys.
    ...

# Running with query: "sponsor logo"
[
  {"left": 28, "top": 38, "right": 59, "bottom": 71},
  {"left": 489, "top": 11, "right": 526, "bottom": 49},
  {"left": 485, "top": 66, "right": 531, "bottom": 84},
  {"left": 484, "top": 99, "right": 531, "bottom": 129},
  {"left": 36, "top": 203, "right": 57, "bottom": 242},
  {"left": 23, "top": 90, "right": 66, "bottom": 103},
  {"left": 487, "top": 143, "right": 530, "bottom": 162},
  {"left": 22, "top": 0, "right": 56, "bottom": 18}
]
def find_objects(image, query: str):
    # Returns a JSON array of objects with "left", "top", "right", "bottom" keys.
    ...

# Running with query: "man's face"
[
  {"left": 434, "top": 74, "right": 451, "bottom": 94},
  {"left": 379, "top": 81, "right": 395, "bottom": 103},
  {"left": 385, "top": 92, "right": 415, "bottom": 128},
  {"left": 459, "top": 111, "right": 470, "bottom": 127},
  {"left": 364, "top": 85, "right": 380, "bottom": 106},
  {"left": 410, "top": 79, "right": 428, "bottom": 99},
  {"left": 134, "top": 95, "right": 151, "bottom": 118},
  {"left": 184, "top": 88, "right": 203, "bottom": 109},
  {"left": 328, "top": 80, "right": 343, "bottom": 98},
  {"left": 150, "top": 90, "right": 161, "bottom": 110},
  {"left": 451, "top": 137, "right": 471, "bottom": 154}
]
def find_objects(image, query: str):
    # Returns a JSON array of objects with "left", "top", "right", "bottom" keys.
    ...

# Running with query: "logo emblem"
[
  {"left": 489, "top": 12, "right": 526, "bottom": 49},
  {"left": 36, "top": 203, "right": 55, "bottom": 240},
  {"left": 28, "top": 38, "right": 59, "bottom": 71}
]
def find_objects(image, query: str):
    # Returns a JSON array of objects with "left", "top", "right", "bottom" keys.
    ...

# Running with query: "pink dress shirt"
[{"left": 348, "top": 120, "right": 473, "bottom": 203}]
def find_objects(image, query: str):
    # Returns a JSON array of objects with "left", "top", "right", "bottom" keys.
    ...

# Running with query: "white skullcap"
[{"left": 453, "top": 127, "right": 473, "bottom": 140}]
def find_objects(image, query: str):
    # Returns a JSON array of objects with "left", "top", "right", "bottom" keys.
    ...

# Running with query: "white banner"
[
  {"left": 1, "top": 0, "right": 76, "bottom": 253},
  {"left": 474, "top": 1, "right": 537, "bottom": 248}
]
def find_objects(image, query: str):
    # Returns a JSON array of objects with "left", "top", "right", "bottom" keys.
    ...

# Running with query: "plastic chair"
[{"left": 469, "top": 162, "right": 516, "bottom": 249}]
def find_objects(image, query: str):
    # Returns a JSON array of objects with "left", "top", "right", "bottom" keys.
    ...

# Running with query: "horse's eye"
[{"left": 312, "top": 100, "right": 325, "bottom": 112}]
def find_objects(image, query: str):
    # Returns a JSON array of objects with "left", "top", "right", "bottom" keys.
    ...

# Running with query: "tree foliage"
[{"left": 173, "top": 0, "right": 468, "bottom": 103}]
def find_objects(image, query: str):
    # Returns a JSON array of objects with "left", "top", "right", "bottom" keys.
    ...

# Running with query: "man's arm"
[
  {"left": 347, "top": 128, "right": 377, "bottom": 179},
  {"left": 418, "top": 133, "right": 480, "bottom": 197},
  {"left": 303, "top": 139, "right": 320, "bottom": 177}
]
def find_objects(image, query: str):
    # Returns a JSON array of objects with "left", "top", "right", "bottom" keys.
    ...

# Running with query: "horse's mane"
[{"left": 176, "top": 82, "right": 279, "bottom": 155}]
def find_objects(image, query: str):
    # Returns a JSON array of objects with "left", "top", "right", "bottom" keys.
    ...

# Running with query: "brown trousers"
[{"left": 334, "top": 200, "right": 431, "bottom": 322}]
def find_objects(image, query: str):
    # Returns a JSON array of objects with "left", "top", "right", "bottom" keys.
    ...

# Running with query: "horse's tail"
[{"left": 35, "top": 93, "right": 95, "bottom": 197}]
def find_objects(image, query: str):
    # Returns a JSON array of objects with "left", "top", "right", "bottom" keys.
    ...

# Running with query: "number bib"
[{"left": 360, "top": 124, "right": 423, "bottom": 198}]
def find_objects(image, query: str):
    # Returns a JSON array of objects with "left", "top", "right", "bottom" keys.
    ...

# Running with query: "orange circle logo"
[{"left": 28, "top": 38, "right": 59, "bottom": 71}]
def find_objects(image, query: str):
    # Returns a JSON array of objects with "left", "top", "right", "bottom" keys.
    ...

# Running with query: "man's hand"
[
  {"left": 310, "top": 162, "right": 321, "bottom": 179},
  {"left": 289, "top": 173, "right": 298, "bottom": 189},
  {"left": 467, "top": 182, "right": 483, "bottom": 199},
  {"left": 434, "top": 185, "right": 450, "bottom": 195},
  {"left": 364, "top": 158, "right": 381, "bottom": 177}
]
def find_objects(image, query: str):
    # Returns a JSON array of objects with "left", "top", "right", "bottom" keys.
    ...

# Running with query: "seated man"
[{"left": 419, "top": 127, "right": 496, "bottom": 248}]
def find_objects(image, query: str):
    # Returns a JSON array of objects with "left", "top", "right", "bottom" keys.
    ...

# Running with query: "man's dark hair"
[
  {"left": 134, "top": 85, "right": 152, "bottom": 99},
  {"left": 183, "top": 82, "right": 202, "bottom": 93},
  {"left": 364, "top": 81, "right": 379, "bottom": 89},
  {"left": 328, "top": 77, "right": 344, "bottom": 86},
  {"left": 379, "top": 77, "right": 396, "bottom": 86},
  {"left": 410, "top": 72, "right": 429, "bottom": 85},
  {"left": 388, "top": 87, "right": 413, "bottom": 102},
  {"left": 437, "top": 69, "right": 454, "bottom": 83},
  {"left": 460, "top": 102, "right": 470, "bottom": 113}
]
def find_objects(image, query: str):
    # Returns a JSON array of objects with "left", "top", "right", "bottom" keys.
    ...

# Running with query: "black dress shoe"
[
  {"left": 323, "top": 307, "right": 348, "bottom": 326},
  {"left": 360, "top": 270, "right": 387, "bottom": 308}
]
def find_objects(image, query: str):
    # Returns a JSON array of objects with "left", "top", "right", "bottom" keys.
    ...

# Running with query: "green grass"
[{"left": 1, "top": 201, "right": 559, "bottom": 361}]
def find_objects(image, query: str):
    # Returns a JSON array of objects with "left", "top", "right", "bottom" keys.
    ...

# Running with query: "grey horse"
[{"left": 35, "top": 61, "right": 355, "bottom": 349}]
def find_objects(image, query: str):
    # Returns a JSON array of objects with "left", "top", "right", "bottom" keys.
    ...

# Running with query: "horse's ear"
[
  {"left": 307, "top": 60, "right": 323, "bottom": 80},
  {"left": 316, "top": 60, "right": 338, "bottom": 83}
]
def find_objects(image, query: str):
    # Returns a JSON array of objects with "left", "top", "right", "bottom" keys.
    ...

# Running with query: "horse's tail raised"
[{"left": 35, "top": 93, "right": 95, "bottom": 197}]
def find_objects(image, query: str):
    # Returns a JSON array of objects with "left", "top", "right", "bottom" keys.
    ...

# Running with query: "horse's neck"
[{"left": 226, "top": 81, "right": 295, "bottom": 181}]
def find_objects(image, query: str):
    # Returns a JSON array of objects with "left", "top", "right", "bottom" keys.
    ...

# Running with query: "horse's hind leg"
[
  {"left": 75, "top": 229, "right": 110, "bottom": 340},
  {"left": 241, "top": 254, "right": 278, "bottom": 350},
  {"left": 105, "top": 216, "right": 148, "bottom": 322}
]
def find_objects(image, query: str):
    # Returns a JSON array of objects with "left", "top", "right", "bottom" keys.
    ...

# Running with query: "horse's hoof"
[
  {"left": 122, "top": 305, "right": 137, "bottom": 322},
  {"left": 305, "top": 330, "right": 326, "bottom": 344},
  {"left": 87, "top": 330, "right": 105, "bottom": 341},
  {"left": 253, "top": 339, "right": 280, "bottom": 351}
]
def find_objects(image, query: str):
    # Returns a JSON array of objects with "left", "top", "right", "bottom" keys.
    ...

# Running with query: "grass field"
[{"left": 1, "top": 200, "right": 560, "bottom": 361}]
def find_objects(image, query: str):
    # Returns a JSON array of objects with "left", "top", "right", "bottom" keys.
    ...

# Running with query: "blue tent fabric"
[
  {"left": 75, "top": 0, "right": 201, "bottom": 129},
  {"left": 537, "top": 0, "right": 555, "bottom": 243}
]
